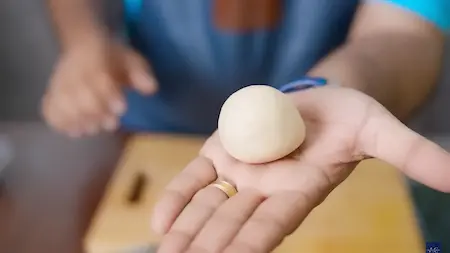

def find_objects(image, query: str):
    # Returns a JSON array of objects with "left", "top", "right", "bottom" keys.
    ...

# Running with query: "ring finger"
[
  {"left": 52, "top": 92, "right": 84, "bottom": 136},
  {"left": 157, "top": 183, "right": 231, "bottom": 253},
  {"left": 93, "top": 75, "right": 126, "bottom": 131},
  {"left": 76, "top": 84, "right": 110, "bottom": 134},
  {"left": 186, "top": 190, "right": 265, "bottom": 253}
]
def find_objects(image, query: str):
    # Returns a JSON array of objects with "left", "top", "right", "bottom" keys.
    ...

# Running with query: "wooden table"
[{"left": 85, "top": 134, "right": 424, "bottom": 253}]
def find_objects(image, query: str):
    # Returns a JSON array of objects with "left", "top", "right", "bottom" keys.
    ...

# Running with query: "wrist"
[
  {"left": 62, "top": 31, "right": 110, "bottom": 55},
  {"left": 279, "top": 77, "right": 329, "bottom": 93},
  {"left": 59, "top": 22, "right": 109, "bottom": 53}
]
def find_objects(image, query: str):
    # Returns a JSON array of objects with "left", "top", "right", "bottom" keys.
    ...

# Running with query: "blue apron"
[
  {"left": 120, "top": 1, "right": 450, "bottom": 249},
  {"left": 120, "top": 0, "right": 359, "bottom": 134}
]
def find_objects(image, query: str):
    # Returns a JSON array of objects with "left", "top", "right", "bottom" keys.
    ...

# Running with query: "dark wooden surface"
[{"left": 0, "top": 123, "right": 123, "bottom": 253}]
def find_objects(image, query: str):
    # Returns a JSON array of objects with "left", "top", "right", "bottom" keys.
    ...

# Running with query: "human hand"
[
  {"left": 151, "top": 86, "right": 450, "bottom": 253},
  {"left": 41, "top": 38, "right": 157, "bottom": 137}
]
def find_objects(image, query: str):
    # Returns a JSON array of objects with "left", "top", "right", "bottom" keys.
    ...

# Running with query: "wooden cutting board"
[{"left": 84, "top": 134, "right": 423, "bottom": 253}]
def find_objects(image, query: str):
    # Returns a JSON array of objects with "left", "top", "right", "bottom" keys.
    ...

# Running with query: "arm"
[
  {"left": 306, "top": 1, "right": 447, "bottom": 120},
  {"left": 46, "top": 0, "right": 107, "bottom": 51}
]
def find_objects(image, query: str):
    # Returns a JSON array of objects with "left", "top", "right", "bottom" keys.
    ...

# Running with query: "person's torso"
[{"left": 121, "top": 0, "right": 359, "bottom": 134}]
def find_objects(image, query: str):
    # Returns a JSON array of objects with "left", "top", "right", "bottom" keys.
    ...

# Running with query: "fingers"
[
  {"left": 361, "top": 113, "right": 450, "bottom": 193},
  {"left": 42, "top": 45, "right": 157, "bottom": 138},
  {"left": 185, "top": 190, "right": 264, "bottom": 253},
  {"left": 125, "top": 51, "right": 158, "bottom": 95},
  {"left": 42, "top": 90, "right": 83, "bottom": 137},
  {"left": 151, "top": 156, "right": 217, "bottom": 235},
  {"left": 74, "top": 80, "right": 109, "bottom": 134},
  {"left": 157, "top": 188, "right": 317, "bottom": 253},
  {"left": 42, "top": 73, "right": 125, "bottom": 137},
  {"left": 157, "top": 184, "right": 230, "bottom": 253},
  {"left": 223, "top": 191, "right": 315, "bottom": 253},
  {"left": 93, "top": 74, "right": 126, "bottom": 130}
]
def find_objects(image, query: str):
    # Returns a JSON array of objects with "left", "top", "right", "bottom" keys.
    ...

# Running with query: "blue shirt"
[
  {"left": 382, "top": 0, "right": 450, "bottom": 31},
  {"left": 120, "top": 0, "right": 450, "bottom": 135}
]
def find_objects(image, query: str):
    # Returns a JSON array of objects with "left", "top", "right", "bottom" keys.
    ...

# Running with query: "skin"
[
  {"left": 152, "top": 87, "right": 450, "bottom": 253},
  {"left": 43, "top": 0, "right": 157, "bottom": 137},
  {"left": 42, "top": 40, "right": 157, "bottom": 137},
  {"left": 151, "top": 2, "right": 449, "bottom": 253},
  {"left": 43, "top": 0, "right": 449, "bottom": 252},
  {"left": 308, "top": 2, "right": 445, "bottom": 120}
]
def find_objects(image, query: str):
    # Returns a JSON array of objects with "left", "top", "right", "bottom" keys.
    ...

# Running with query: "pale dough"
[{"left": 218, "top": 85, "right": 306, "bottom": 164}]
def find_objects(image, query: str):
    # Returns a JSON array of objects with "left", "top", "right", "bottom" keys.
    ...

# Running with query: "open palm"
[{"left": 152, "top": 86, "right": 450, "bottom": 253}]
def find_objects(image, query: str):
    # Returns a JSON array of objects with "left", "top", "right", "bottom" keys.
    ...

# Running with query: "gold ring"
[{"left": 210, "top": 180, "right": 238, "bottom": 198}]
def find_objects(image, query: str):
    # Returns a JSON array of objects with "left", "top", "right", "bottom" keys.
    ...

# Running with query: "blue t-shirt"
[{"left": 120, "top": 0, "right": 450, "bottom": 135}]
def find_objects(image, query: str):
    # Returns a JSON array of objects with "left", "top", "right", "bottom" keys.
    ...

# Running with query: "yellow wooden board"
[{"left": 85, "top": 134, "right": 423, "bottom": 253}]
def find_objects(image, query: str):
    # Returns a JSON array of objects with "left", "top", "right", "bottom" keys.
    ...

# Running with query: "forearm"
[
  {"left": 308, "top": 34, "right": 444, "bottom": 121},
  {"left": 46, "top": 0, "right": 107, "bottom": 51},
  {"left": 307, "top": 2, "right": 446, "bottom": 121}
]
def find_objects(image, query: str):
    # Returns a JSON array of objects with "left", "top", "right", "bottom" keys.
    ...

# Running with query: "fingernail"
[
  {"left": 102, "top": 118, "right": 118, "bottom": 131},
  {"left": 68, "top": 131, "right": 81, "bottom": 138},
  {"left": 86, "top": 125, "right": 100, "bottom": 135},
  {"left": 110, "top": 101, "right": 126, "bottom": 115},
  {"left": 137, "top": 72, "right": 154, "bottom": 85},
  {"left": 135, "top": 72, "right": 157, "bottom": 93}
]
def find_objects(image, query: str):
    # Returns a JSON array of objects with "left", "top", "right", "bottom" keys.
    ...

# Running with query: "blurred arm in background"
[
  {"left": 46, "top": 0, "right": 107, "bottom": 51},
  {"left": 42, "top": 0, "right": 156, "bottom": 138},
  {"left": 307, "top": 1, "right": 448, "bottom": 120}
]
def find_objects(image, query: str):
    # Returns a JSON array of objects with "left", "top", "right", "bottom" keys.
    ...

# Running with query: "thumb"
[
  {"left": 360, "top": 112, "right": 450, "bottom": 193},
  {"left": 125, "top": 51, "right": 158, "bottom": 95}
]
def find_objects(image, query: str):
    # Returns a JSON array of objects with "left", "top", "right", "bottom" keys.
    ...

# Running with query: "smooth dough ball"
[{"left": 218, "top": 85, "right": 306, "bottom": 164}]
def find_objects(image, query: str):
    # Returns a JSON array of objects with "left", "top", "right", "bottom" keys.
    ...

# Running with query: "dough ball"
[{"left": 218, "top": 85, "right": 306, "bottom": 164}]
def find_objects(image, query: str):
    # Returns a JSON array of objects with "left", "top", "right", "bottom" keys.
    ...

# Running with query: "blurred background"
[
  {"left": 0, "top": 0, "right": 123, "bottom": 121},
  {"left": 0, "top": 2, "right": 123, "bottom": 252},
  {"left": 0, "top": 0, "right": 448, "bottom": 251},
  {"left": 0, "top": 0, "right": 449, "bottom": 131}
]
